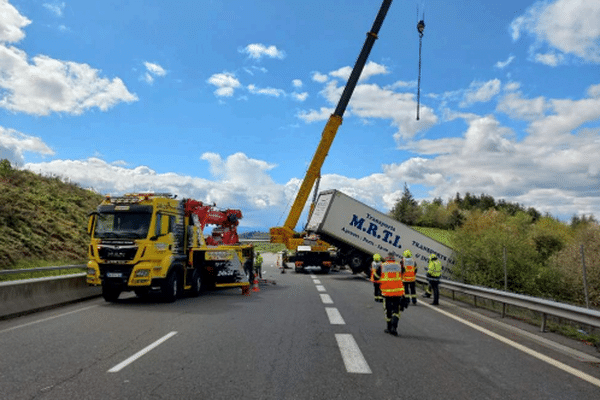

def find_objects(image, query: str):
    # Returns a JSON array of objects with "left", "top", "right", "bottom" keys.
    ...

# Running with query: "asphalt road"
[{"left": 1, "top": 253, "right": 599, "bottom": 400}]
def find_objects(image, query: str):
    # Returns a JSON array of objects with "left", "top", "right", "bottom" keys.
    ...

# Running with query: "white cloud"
[
  {"left": 43, "top": 2, "right": 66, "bottom": 17},
  {"left": 0, "top": 0, "right": 31, "bottom": 43},
  {"left": 23, "top": 153, "right": 288, "bottom": 228},
  {"left": 207, "top": 72, "right": 241, "bottom": 97},
  {"left": 297, "top": 107, "right": 333, "bottom": 123},
  {"left": 494, "top": 55, "right": 515, "bottom": 69},
  {"left": 240, "top": 43, "right": 285, "bottom": 60},
  {"left": 142, "top": 62, "right": 166, "bottom": 85},
  {"left": 0, "top": 49, "right": 138, "bottom": 115},
  {"left": 0, "top": 3, "right": 137, "bottom": 115},
  {"left": 329, "top": 61, "right": 388, "bottom": 82},
  {"left": 247, "top": 84, "right": 285, "bottom": 97},
  {"left": 496, "top": 91, "right": 549, "bottom": 121},
  {"left": 311, "top": 72, "right": 328, "bottom": 83},
  {"left": 460, "top": 79, "right": 502, "bottom": 107},
  {"left": 511, "top": 0, "right": 600, "bottom": 64},
  {"left": 292, "top": 92, "right": 308, "bottom": 102},
  {"left": 0, "top": 126, "right": 54, "bottom": 165},
  {"left": 292, "top": 79, "right": 302, "bottom": 88}
]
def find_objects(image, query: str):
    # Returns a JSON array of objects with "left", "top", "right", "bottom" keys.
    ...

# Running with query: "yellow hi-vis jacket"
[
  {"left": 428, "top": 259, "right": 442, "bottom": 278},
  {"left": 402, "top": 257, "right": 416, "bottom": 282},
  {"left": 376, "top": 261, "right": 405, "bottom": 297}
]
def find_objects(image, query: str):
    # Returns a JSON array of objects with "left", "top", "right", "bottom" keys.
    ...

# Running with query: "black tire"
[
  {"left": 162, "top": 270, "right": 179, "bottom": 303},
  {"left": 102, "top": 285, "right": 121, "bottom": 302},
  {"left": 190, "top": 269, "right": 202, "bottom": 297},
  {"left": 321, "top": 266, "right": 330, "bottom": 274},
  {"left": 349, "top": 254, "right": 364, "bottom": 274}
]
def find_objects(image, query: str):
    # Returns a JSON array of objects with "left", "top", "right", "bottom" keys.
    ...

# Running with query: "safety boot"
[
  {"left": 390, "top": 316, "right": 399, "bottom": 336},
  {"left": 384, "top": 320, "right": 392, "bottom": 334}
]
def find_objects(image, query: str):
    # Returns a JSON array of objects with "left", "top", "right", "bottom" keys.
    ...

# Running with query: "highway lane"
[{"left": 0, "top": 253, "right": 599, "bottom": 399}]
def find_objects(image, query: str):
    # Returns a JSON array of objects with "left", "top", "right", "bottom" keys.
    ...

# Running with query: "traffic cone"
[{"left": 252, "top": 277, "right": 260, "bottom": 292}]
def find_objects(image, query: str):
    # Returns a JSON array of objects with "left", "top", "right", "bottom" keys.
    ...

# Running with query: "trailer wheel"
[
  {"left": 162, "top": 270, "right": 180, "bottom": 303},
  {"left": 190, "top": 269, "right": 202, "bottom": 297},
  {"left": 102, "top": 285, "right": 121, "bottom": 302},
  {"left": 349, "top": 254, "right": 364, "bottom": 274}
]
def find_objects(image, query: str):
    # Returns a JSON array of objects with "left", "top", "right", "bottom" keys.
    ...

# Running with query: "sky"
[{"left": 1, "top": 0, "right": 599, "bottom": 232}]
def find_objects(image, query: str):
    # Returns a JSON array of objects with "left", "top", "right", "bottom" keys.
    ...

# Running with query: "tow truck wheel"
[
  {"left": 102, "top": 285, "right": 121, "bottom": 302},
  {"left": 190, "top": 269, "right": 202, "bottom": 297},
  {"left": 162, "top": 270, "right": 179, "bottom": 303}
]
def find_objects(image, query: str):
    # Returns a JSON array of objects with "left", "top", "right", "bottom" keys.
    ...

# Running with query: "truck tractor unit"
[{"left": 86, "top": 193, "right": 253, "bottom": 302}]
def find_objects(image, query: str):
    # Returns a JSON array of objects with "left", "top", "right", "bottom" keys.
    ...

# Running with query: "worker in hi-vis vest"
[
  {"left": 402, "top": 250, "right": 418, "bottom": 305},
  {"left": 373, "top": 253, "right": 405, "bottom": 336},
  {"left": 426, "top": 254, "right": 442, "bottom": 305},
  {"left": 370, "top": 253, "right": 383, "bottom": 303}
]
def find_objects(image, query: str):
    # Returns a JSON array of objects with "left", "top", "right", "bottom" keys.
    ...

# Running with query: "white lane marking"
[
  {"left": 0, "top": 305, "right": 99, "bottom": 334},
  {"left": 325, "top": 307, "right": 345, "bottom": 325},
  {"left": 310, "top": 274, "right": 317, "bottom": 278},
  {"left": 108, "top": 331, "right": 178, "bottom": 373},
  {"left": 335, "top": 334, "right": 371, "bottom": 374},
  {"left": 316, "top": 285, "right": 326, "bottom": 292},
  {"left": 424, "top": 304, "right": 600, "bottom": 388},
  {"left": 313, "top": 279, "right": 321, "bottom": 284},
  {"left": 320, "top": 294, "right": 334, "bottom": 304}
]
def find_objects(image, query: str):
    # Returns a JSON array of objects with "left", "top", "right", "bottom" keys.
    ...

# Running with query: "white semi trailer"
[{"left": 305, "top": 189, "right": 456, "bottom": 276}]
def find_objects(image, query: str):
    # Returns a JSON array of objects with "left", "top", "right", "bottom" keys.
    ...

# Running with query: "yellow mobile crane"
[{"left": 270, "top": 0, "right": 394, "bottom": 273}]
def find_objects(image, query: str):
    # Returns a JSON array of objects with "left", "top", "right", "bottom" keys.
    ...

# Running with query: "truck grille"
[{"left": 98, "top": 243, "right": 138, "bottom": 261}]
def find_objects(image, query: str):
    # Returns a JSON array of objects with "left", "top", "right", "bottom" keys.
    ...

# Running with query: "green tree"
[{"left": 389, "top": 183, "right": 421, "bottom": 226}]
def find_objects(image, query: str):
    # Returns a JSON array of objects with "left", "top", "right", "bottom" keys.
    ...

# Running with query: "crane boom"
[{"left": 271, "top": 0, "right": 394, "bottom": 249}]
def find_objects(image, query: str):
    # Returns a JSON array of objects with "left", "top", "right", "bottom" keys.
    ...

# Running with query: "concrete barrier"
[{"left": 0, "top": 273, "right": 101, "bottom": 319}]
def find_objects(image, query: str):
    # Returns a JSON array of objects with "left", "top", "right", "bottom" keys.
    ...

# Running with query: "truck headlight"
[{"left": 135, "top": 269, "right": 150, "bottom": 277}]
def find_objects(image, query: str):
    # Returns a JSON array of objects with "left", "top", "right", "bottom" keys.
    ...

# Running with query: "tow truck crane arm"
[
  {"left": 185, "top": 199, "right": 242, "bottom": 245},
  {"left": 270, "top": 0, "right": 394, "bottom": 250}
]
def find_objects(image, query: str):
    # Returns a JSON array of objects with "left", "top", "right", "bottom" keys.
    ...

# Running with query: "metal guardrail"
[
  {"left": 0, "top": 265, "right": 86, "bottom": 278},
  {"left": 416, "top": 274, "right": 600, "bottom": 332}
]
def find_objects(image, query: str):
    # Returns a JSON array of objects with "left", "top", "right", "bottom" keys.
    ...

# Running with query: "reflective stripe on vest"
[
  {"left": 379, "top": 261, "right": 405, "bottom": 297},
  {"left": 403, "top": 257, "right": 416, "bottom": 282}
]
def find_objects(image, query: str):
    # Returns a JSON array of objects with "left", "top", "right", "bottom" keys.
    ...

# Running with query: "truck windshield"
[{"left": 94, "top": 212, "right": 152, "bottom": 239}]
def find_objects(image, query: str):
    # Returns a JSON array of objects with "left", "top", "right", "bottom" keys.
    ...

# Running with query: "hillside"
[{"left": 0, "top": 160, "right": 104, "bottom": 269}]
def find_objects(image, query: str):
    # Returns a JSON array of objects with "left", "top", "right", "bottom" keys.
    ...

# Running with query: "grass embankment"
[{"left": 0, "top": 161, "right": 103, "bottom": 281}]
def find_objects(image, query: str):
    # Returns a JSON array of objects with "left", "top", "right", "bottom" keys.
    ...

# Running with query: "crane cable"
[{"left": 416, "top": 12, "right": 425, "bottom": 121}]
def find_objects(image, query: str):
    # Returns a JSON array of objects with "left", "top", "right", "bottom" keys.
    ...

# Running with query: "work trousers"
[
  {"left": 373, "top": 282, "right": 383, "bottom": 302},
  {"left": 383, "top": 296, "right": 402, "bottom": 323},
  {"left": 403, "top": 281, "right": 416, "bottom": 304},
  {"left": 428, "top": 277, "right": 440, "bottom": 305},
  {"left": 254, "top": 265, "right": 262, "bottom": 279}
]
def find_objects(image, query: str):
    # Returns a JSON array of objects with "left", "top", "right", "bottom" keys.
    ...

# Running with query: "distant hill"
[{"left": 0, "top": 160, "right": 104, "bottom": 269}]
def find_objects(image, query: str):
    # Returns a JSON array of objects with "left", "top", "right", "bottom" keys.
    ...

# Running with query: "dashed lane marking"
[
  {"left": 335, "top": 333, "right": 372, "bottom": 374},
  {"left": 320, "top": 294, "right": 334, "bottom": 304},
  {"left": 325, "top": 307, "right": 346, "bottom": 325},
  {"left": 316, "top": 285, "right": 326, "bottom": 292},
  {"left": 313, "top": 279, "right": 321, "bottom": 284},
  {"left": 108, "top": 331, "right": 178, "bottom": 373}
]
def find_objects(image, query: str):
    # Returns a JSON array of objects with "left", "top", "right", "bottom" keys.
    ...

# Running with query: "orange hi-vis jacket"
[
  {"left": 377, "top": 261, "right": 405, "bottom": 297},
  {"left": 402, "top": 257, "right": 416, "bottom": 282}
]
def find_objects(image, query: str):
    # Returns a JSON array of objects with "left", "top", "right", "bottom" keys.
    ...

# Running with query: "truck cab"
[{"left": 86, "top": 193, "right": 253, "bottom": 302}]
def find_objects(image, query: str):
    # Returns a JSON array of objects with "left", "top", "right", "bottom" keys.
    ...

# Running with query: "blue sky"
[{"left": 1, "top": 0, "right": 599, "bottom": 231}]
